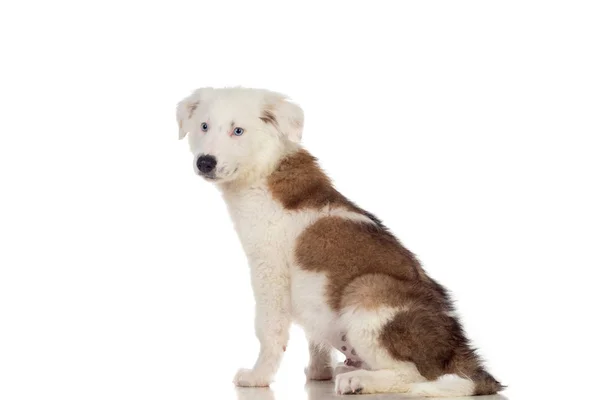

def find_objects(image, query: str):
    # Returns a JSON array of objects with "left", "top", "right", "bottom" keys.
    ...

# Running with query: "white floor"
[{"left": 235, "top": 381, "right": 509, "bottom": 400}]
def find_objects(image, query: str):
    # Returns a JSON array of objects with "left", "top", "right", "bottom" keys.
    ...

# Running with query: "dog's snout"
[{"left": 196, "top": 155, "right": 217, "bottom": 174}]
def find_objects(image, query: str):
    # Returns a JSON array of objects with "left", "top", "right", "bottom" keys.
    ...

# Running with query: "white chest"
[{"left": 222, "top": 183, "right": 314, "bottom": 262}]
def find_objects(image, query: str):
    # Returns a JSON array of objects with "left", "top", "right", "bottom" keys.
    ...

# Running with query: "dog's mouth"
[
  {"left": 197, "top": 166, "right": 239, "bottom": 182},
  {"left": 196, "top": 170, "right": 219, "bottom": 181}
]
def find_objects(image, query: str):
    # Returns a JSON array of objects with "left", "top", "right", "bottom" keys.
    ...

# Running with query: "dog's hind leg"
[
  {"left": 334, "top": 300, "right": 427, "bottom": 394},
  {"left": 335, "top": 368, "right": 423, "bottom": 395},
  {"left": 334, "top": 274, "right": 502, "bottom": 396}
]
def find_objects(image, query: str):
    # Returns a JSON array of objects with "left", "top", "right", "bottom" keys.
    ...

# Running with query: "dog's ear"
[
  {"left": 262, "top": 94, "right": 304, "bottom": 143},
  {"left": 176, "top": 88, "right": 213, "bottom": 140}
]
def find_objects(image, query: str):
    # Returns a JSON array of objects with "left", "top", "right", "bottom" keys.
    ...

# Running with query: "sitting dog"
[{"left": 176, "top": 87, "right": 502, "bottom": 396}]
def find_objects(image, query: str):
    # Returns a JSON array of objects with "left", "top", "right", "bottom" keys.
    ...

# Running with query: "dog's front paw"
[
  {"left": 233, "top": 368, "right": 271, "bottom": 387},
  {"left": 335, "top": 371, "right": 367, "bottom": 395},
  {"left": 304, "top": 364, "right": 333, "bottom": 381}
]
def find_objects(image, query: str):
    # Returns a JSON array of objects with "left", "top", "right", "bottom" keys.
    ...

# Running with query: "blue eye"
[
  {"left": 233, "top": 127, "right": 244, "bottom": 136},
  {"left": 201, "top": 122, "right": 209, "bottom": 132}
]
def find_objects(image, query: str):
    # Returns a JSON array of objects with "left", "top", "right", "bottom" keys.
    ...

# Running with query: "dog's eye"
[
  {"left": 233, "top": 127, "right": 244, "bottom": 136},
  {"left": 201, "top": 122, "right": 209, "bottom": 132}
]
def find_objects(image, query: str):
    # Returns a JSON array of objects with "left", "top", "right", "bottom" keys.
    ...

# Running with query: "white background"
[{"left": 1, "top": 1, "right": 599, "bottom": 399}]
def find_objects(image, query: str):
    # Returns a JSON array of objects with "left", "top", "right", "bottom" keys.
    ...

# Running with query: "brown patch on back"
[{"left": 297, "top": 218, "right": 424, "bottom": 311}]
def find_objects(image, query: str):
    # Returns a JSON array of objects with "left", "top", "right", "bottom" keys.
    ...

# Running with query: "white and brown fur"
[{"left": 177, "top": 87, "right": 503, "bottom": 396}]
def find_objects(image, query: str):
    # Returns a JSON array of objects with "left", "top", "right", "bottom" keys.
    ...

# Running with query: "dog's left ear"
[
  {"left": 176, "top": 88, "right": 213, "bottom": 140},
  {"left": 262, "top": 94, "right": 304, "bottom": 143}
]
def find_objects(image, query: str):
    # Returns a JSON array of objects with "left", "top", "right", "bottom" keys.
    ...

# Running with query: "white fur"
[
  {"left": 408, "top": 374, "right": 476, "bottom": 397},
  {"left": 304, "top": 342, "right": 334, "bottom": 381},
  {"left": 334, "top": 370, "right": 475, "bottom": 396},
  {"left": 335, "top": 369, "right": 423, "bottom": 395},
  {"left": 335, "top": 369, "right": 475, "bottom": 396},
  {"left": 290, "top": 270, "right": 339, "bottom": 342}
]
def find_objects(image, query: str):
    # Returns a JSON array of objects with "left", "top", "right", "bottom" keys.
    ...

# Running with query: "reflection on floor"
[{"left": 235, "top": 381, "right": 509, "bottom": 400}]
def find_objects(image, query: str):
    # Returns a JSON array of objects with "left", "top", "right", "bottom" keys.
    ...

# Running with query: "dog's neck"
[
  {"left": 219, "top": 145, "right": 356, "bottom": 219},
  {"left": 218, "top": 141, "right": 303, "bottom": 194}
]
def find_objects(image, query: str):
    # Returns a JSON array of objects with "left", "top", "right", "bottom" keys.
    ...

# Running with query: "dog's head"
[{"left": 177, "top": 87, "right": 304, "bottom": 184}]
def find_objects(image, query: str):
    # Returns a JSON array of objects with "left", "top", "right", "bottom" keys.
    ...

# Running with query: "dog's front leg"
[
  {"left": 233, "top": 259, "right": 291, "bottom": 387},
  {"left": 305, "top": 341, "right": 334, "bottom": 380}
]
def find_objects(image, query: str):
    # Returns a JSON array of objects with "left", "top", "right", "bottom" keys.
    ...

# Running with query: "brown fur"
[
  {"left": 269, "top": 150, "right": 381, "bottom": 224},
  {"left": 267, "top": 149, "right": 503, "bottom": 395},
  {"left": 296, "top": 218, "right": 422, "bottom": 311}
]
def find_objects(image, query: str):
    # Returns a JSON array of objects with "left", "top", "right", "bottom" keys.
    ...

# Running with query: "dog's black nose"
[{"left": 196, "top": 155, "right": 217, "bottom": 174}]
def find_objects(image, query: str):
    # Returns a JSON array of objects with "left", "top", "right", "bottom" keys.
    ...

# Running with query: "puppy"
[{"left": 177, "top": 87, "right": 502, "bottom": 396}]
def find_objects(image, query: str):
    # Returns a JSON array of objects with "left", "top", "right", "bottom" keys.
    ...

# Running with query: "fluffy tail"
[{"left": 405, "top": 371, "right": 504, "bottom": 397}]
